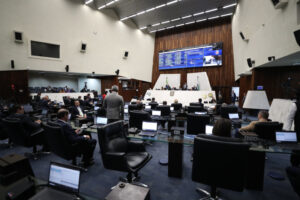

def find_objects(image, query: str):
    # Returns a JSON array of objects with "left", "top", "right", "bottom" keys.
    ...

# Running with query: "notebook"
[
  {"left": 276, "top": 131, "right": 297, "bottom": 143},
  {"left": 29, "top": 162, "right": 81, "bottom": 200},
  {"left": 139, "top": 121, "right": 158, "bottom": 137}
]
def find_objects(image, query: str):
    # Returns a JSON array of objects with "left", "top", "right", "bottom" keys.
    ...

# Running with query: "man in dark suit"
[
  {"left": 9, "top": 104, "right": 48, "bottom": 150},
  {"left": 103, "top": 85, "right": 124, "bottom": 123},
  {"left": 71, "top": 100, "right": 86, "bottom": 119},
  {"left": 56, "top": 109, "right": 96, "bottom": 167},
  {"left": 40, "top": 95, "right": 51, "bottom": 109}
]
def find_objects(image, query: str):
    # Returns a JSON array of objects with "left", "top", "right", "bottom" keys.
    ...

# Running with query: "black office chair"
[
  {"left": 192, "top": 135, "right": 250, "bottom": 199},
  {"left": 149, "top": 102, "right": 158, "bottom": 110},
  {"left": 190, "top": 103, "right": 203, "bottom": 107},
  {"left": 187, "top": 106, "right": 206, "bottom": 113},
  {"left": 187, "top": 114, "right": 210, "bottom": 135},
  {"left": 42, "top": 122, "right": 83, "bottom": 167},
  {"left": 220, "top": 106, "right": 238, "bottom": 119},
  {"left": 3, "top": 118, "right": 44, "bottom": 160},
  {"left": 254, "top": 122, "right": 283, "bottom": 140},
  {"left": 128, "top": 104, "right": 142, "bottom": 111},
  {"left": 0, "top": 119, "right": 10, "bottom": 147},
  {"left": 129, "top": 110, "right": 151, "bottom": 130},
  {"left": 171, "top": 103, "right": 182, "bottom": 111},
  {"left": 97, "top": 121, "right": 152, "bottom": 182},
  {"left": 156, "top": 105, "right": 171, "bottom": 116}
]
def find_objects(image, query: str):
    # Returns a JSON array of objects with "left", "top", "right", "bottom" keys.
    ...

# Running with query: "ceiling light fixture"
[
  {"left": 162, "top": 20, "right": 170, "bottom": 24},
  {"left": 223, "top": 3, "right": 237, "bottom": 9},
  {"left": 221, "top": 13, "right": 233, "bottom": 17},
  {"left": 182, "top": 15, "right": 192, "bottom": 19},
  {"left": 208, "top": 16, "right": 219, "bottom": 20},
  {"left": 205, "top": 8, "right": 218, "bottom": 13},
  {"left": 185, "top": 21, "right": 195, "bottom": 25},
  {"left": 85, "top": 0, "right": 93, "bottom": 5},
  {"left": 140, "top": 26, "right": 147, "bottom": 30},
  {"left": 193, "top": 12, "right": 204, "bottom": 16},
  {"left": 98, "top": 0, "right": 119, "bottom": 10}
]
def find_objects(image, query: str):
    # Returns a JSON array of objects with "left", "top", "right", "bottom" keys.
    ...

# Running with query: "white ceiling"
[{"left": 84, "top": 0, "right": 237, "bottom": 33}]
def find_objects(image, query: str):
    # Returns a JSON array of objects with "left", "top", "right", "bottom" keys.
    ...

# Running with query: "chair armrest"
[
  {"left": 128, "top": 140, "right": 146, "bottom": 152},
  {"left": 30, "top": 128, "right": 44, "bottom": 137},
  {"left": 106, "top": 152, "right": 126, "bottom": 157}
]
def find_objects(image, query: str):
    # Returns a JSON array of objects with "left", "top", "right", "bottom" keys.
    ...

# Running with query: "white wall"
[
  {"left": 154, "top": 74, "right": 181, "bottom": 89},
  {"left": 187, "top": 72, "right": 212, "bottom": 91},
  {"left": 28, "top": 73, "right": 79, "bottom": 91},
  {"left": 78, "top": 78, "right": 101, "bottom": 93},
  {"left": 0, "top": 0, "right": 155, "bottom": 82},
  {"left": 232, "top": 0, "right": 300, "bottom": 80}
]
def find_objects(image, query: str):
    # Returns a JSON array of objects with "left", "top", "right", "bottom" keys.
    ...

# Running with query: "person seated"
[
  {"left": 78, "top": 96, "right": 84, "bottom": 106},
  {"left": 9, "top": 105, "right": 48, "bottom": 151},
  {"left": 40, "top": 95, "right": 51, "bottom": 109},
  {"left": 136, "top": 100, "right": 143, "bottom": 110},
  {"left": 151, "top": 98, "right": 156, "bottom": 103},
  {"left": 174, "top": 99, "right": 179, "bottom": 104},
  {"left": 162, "top": 101, "right": 167, "bottom": 106},
  {"left": 56, "top": 109, "right": 96, "bottom": 167},
  {"left": 198, "top": 98, "right": 204, "bottom": 107},
  {"left": 239, "top": 110, "right": 269, "bottom": 132},
  {"left": 213, "top": 118, "right": 232, "bottom": 138},
  {"left": 72, "top": 100, "right": 86, "bottom": 119}
]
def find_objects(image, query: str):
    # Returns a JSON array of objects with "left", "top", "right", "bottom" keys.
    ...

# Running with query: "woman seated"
[{"left": 212, "top": 118, "right": 232, "bottom": 138}]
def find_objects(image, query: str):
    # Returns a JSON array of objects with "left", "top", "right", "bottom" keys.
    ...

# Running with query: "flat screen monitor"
[
  {"left": 205, "top": 125, "right": 213, "bottom": 135},
  {"left": 96, "top": 117, "right": 108, "bottom": 125},
  {"left": 228, "top": 113, "right": 239, "bottom": 120},
  {"left": 145, "top": 105, "right": 151, "bottom": 110},
  {"left": 276, "top": 132, "right": 297, "bottom": 143},
  {"left": 152, "top": 110, "right": 161, "bottom": 116},
  {"left": 142, "top": 121, "right": 158, "bottom": 132},
  {"left": 159, "top": 42, "right": 223, "bottom": 70}
]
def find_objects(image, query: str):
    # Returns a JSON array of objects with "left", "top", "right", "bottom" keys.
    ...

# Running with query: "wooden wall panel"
[
  {"left": 239, "top": 75, "right": 253, "bottom": 107},
  {"left": 152, "top": 18, "right": 235, "bottom": 103},
  {"left": 100, "top": 76, "right": 118, "bottom": 94}
]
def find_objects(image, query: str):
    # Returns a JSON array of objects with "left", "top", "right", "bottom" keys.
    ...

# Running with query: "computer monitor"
[
  {"left": 48, "top": 162, "right": 81, "bottom": 193},
  {"left": 94, "top": 106, "right": 100, "bottom": 111},
  {"left": 170, "top": 107, "right": 174, "bottom": 111},
  {"left": 205, "top": 125, "right": 213, "bottom": 135},
  {"left": 228, "top": 113, "right": 239, "bottom": 120},
  {"left": 145, "top": 105, "right": 151, "bottom": 110},
  {"left": 152, "top": 110, "right": 161, "bottom": 116},
  {"left": 195, "top": 112, "right": 207, "bottom": 115},
  {"left": 124, "top": 108, "right": 128, "bottom": 114},
  {"left": 124, "top": 105, "right": 128, "bottom": 108},
  {"left": 276, "top": 131, "right": 297, "bottom": 143},
  {"left": 142, "top": 121, "right": 158, "bottom": 132},
  {"left": 95, "top": 117, "right": 108, "bottom": 125}
]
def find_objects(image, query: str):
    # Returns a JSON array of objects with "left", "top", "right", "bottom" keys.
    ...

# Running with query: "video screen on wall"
[{"left": 158, "top": 42, "right": 223, "bottom": 70}]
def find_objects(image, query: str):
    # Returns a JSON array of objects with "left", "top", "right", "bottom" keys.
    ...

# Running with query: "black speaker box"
[
  {"left": 124, "top": 51, "right": 129, "bottom": 57},
  {"left": 247, "top": 58, "right": 252, "bottom": 68},
  {"left": 11, "top": 60, "right": 14, "bottom": 69},
  {"left": 294, "top": 30, "right": 300, "bottom": 46},
  {"left": 239, "top": 32, "right": 245, "bottom": 40}
]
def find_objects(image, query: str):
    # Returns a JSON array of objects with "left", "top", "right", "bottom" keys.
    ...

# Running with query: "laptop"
[
  {"left": 139, "top": 121, "right": 158, "bottom": 137},
  {"left": 205, "top": 125, "right": 213, "bottom": 135},
  {"left": 195, "top": 112, "right": 207, "bottom": 115},
  {"left": 145, "top": 105, "right": 151, "bottom": 110},
  {"left": 29, "top": 162, "right": 81, "bottom": 200},
  {"left": 276, "top": 131, "right": 297, "bottom": 143},
  {"left": 228, "top": 113, "right": 239, "bottom": 120},
  {"left": 124, "top": 108, "right": 129, "bottom": 114},
  {"left": 95, "top": 117, "right": 108, "bottom": 125},
  {"left": 94, "top": 106, "right": 100, "bottom": 111},
  {"left": 152, "top": 110, "right": 161, "bottom": 116},
  {"left": 170, "top": 107, "right": 174, "bottom": 111}
]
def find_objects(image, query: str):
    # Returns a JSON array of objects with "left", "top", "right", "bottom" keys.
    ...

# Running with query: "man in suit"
[
  {"left": 9, "top": 105, "right": 48, "bottom": 150},
  {"left": 72, "top": 100, "right": 86, "bottom": 119},
  {"left": 56, "top": 109, "right": 96, "bottom": 167},
  {"left": 103, "top": 85, "right": 124, "bottom": 123},
  {"left": 40, "top": 95, "right": 51, "bottom": 109}
]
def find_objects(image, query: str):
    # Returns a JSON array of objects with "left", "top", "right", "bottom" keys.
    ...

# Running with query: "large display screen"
[{"left": 158, "top": 42, "right": 223, "bottom": 70}]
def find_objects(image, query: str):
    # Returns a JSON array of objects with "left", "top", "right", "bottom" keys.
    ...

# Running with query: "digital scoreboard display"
[{"left": 158, "top": 42, "right": 223, "bottom": 70}]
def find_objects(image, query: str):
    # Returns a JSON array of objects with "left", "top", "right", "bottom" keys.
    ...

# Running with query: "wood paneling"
[
  {"left": 0, "top": 70, "right": 29, "bottom": 104},
  {"left": 152, "top": 18, "right": 235, "bottom": 103},
  {"left": 252, "top": 66, "right": 300, "bottom": 101},
  {"left": 100, "top": 76, "right": 118, "bottom": 94},
  {"left": 239, "top": 75, "right": 253, "bottom": 107}
]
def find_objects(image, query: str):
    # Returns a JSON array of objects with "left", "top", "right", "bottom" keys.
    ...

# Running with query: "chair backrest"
[
  {"left": 149, "top": 102, "right": 158, "bottom": 110},
  {"left": 171, "top": 103, "right": 182, "bottom": 110},
  {"left": 220, "top": 106, "right": 238, "bottom": 119},
  {"left": 254, "top": 122, "right": 283, "bottom": 140},
  {"left": 42, "top": 123, "right": 77, "bottom": 160},
  {"left": 128, "top": 104, "right": 142, "bottom": 111},
  {"left": 2, "top": 118, "right": 30, "bottom": 146},
  {"left": 187, "top": 106, "right": 205, "bottom": 113},
  {"left": 129, "top": 110, "right": 151, "bottom": 129},
  {"left": 97, "top": 121, "right": 128, "bottom": 167},
  {"left": 192, "top": 135, "right": 250, "bottom": 192},
  {"left": 190, "top": 103, "right": 203, "bottom": 107},
  {"left": 187, "top": 114, "right": 210, "bottom": 135},
  {"left": 156, "top": 105, "right": 171, "bottom": 116}
]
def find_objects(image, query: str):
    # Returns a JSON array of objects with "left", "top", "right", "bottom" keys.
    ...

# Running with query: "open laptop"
[
  {"left": 42, "top": 109, "right": 48, "bottom": 116},
  {"left": 139, "top": 121, "right": 158, "bottom": 137},
  {"left": 228, "top": 113, "right": 242, "bottom": 123},
  {"left": 152, "top": 110, "right": 161, "bottom": 116},
  {"left": 145, "top": 105, "right": 151, "bottom": 110},
  {"left": 205, "top": 125, "right": 213, "bottom": 135},
  {"left": 29, "top": 162, "right": 81, "bottom": 200},
  {"left": 170, "top": 107, "right": 174, "bottom": 111},
  {"left": 94, "top": 106, "right": 100, "bottom": 111},
  {"left": 124, "top": 108, "right": 129, "bottom": 114},
  {"left": 195, "top": 112, "right": 207, "bottom": 115},
  {"left": 276, "top": 131, "right": 297, "bottom": 143}
]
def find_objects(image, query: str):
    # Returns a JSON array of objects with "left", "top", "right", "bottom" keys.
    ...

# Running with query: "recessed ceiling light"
[
  {"left": 162, "top": 20, "right": 170, "bottom": 24},
  {"left": 167, "top": 0, "right": 178, "bottom": 6},
  {"left": 221, "top": 13, "right": 233, "bottom": 17},
  {"left": 156, "top": 4, "right": 166, "bottom": 9},
  {"left": 85, "top": 0, "right": 93, "bottom": 5},
  {"left": 223, "top": 3, "right": 237, "bottom": 9},
  {"left": 205, "top": 8, "right": 218, "bottom": 13},
  {"left": 140, "top": 26, "right": 147, "bottom": 30},
  {"left": 185, "top": 21, "right": 195, "bottom": 25},
  {"left": 196, "top": 19, "right": 207, "bottom": 22},
  {"left": 182, "top": 15, "right": 192, "bottom": 19},
  {"left": 193, "top": 12, "right": 204, "bottom": 16},
  {"left": 98, "top": 5, "right": 106, "bottom": 10},
  {"left": 152, "top": 23, "right": 161, "bottom": 27},
  {"left": 176, "top": 24, "right": 184, "bottom": 27},
  {"left": 171, "top": 18, "right": 180, "bottom": 22},
  {"left": 208, "top": 16, "right": 219, "bottom": 20}
]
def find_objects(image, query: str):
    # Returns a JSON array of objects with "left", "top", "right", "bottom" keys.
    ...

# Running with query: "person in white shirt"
[{"left": 72, "top": 100, "right": 86, "bottom": 119}]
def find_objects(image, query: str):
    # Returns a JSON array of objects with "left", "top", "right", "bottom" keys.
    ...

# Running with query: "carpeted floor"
[{"left": 0, "top": 130, "right": 298, "bottom": 200}]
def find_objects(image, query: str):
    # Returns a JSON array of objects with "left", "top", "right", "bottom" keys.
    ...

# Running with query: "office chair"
[
  {"left": 42, "top": 122, "right": 86, "bottom": 170},
  {"left": 187, "top": 114, "right": 210, "bottom": 135},
  {"left": 190, "top": 103, "right": 203, "bottom": 107},
  {"left": 3, "top": 118, "right": 44, "bottom": 160},
  {"left": 254, "top": 122, "right": 283, "bottom": 140},
  {"left": 187, "top": 106, "right": 206, "bottom": 113},
  {"left": 192, "top": 135, "right": 250, "bottom": 199},
  {"left": 0, "top": 119, "right": 10, "bottom": 147},
  {"left": 128, "top": 104, "right": 142, "bottom": 111},
  {"left": 220, "top": 106, "right": 238, "bottom": 119},
  {"left": 97, "top": 121, "right": 152, "bottom": 183},
  {"left": 149, "top": 102, "right": 158, "bottom": 110},
  {"left": 171, "top": 103, "right": 182, "bottom": 111},
  {"left": 156, "top": 105, "right": 171, "bottom": 116},
  {"left": 129, "top": 110, "right": 151, "bottom": 130}
]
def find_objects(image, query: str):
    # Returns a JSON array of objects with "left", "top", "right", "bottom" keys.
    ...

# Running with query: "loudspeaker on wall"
[
  {"left": 294, "top": 30, "right": 300, "bottom": 46},
  {"left": 247, "top": 58, "right": 255, "bottom": 68},
  {"left": 123, "top": 51, "right": 129, "bottom": 59},
  {"left": 81, "top": 43, "right": 87, "bottom": 53},
  {"left": 14, "top": 31, "right": 23, "bottom": 43},
  {"left": 11, "top": 60, "right": 15, "bottom": 69}
]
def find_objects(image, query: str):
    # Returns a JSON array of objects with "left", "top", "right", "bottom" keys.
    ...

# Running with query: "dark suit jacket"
[
  {"left": 71, "top": 106, "right": 85, "bottom": 119},
  {"left": 10, "top": 113, "right": 41, "bottom": 136},
  {"left": 56, "top": 120, "right": 86, "bottom": 144},
  {"left": 40, "top": 100, "right": 50, "bottom": 109}
]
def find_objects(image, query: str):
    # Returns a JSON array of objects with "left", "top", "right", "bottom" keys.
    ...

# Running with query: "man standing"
[
  {"left": 56, "top": 109, "right": 96, "bottom": 167},
  {"left": 103, "top": 85, "right": 124, "bottom": 123}
]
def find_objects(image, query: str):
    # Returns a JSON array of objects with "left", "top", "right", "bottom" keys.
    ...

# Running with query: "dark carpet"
[{"left": 0, "top": 132, "right": 298, "bottom": 200}]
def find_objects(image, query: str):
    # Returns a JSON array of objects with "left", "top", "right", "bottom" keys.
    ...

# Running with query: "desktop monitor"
[
  {"left": 95, "top": 117, "right": 108, "bottom": 125},
  {"left": 124, "top": 108, "right": 128, "bottom": 114},
  {"left": 142, "top": 121, "right": 158, "bottom": 132},
  {"left": 276, "top": 131, "right": 297, "bottom": 143},
  {"left": 152, "top": 110, "right": 161, "bottom": 116},
  {"left": 228, "top": 113, "right": 239, "bottom": 120},
  {"left": 205, "top": 125, "right": 213, "bottom": 135}
]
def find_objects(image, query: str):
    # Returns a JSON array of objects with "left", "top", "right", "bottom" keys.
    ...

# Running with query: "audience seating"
[
  {"left": 129, "top": 110, "right": 151, "bottom": 130},
  {"left": 149, "top": 102, "right": 158, "bottom": 110},
  {"left": 156, "top": 105, "right": 171, "bottom": 116},
  {"left": 220, "top": 106, "right": 238, "bottom": 119},
  {"left": 171, "top": 103, "right": 182, "bottom": 111},
  {"left": 187, "top": 106, "right": 205, "bottom": 113},
  {"left": 192, "top": 135, "right": 250, "bottom": 199},
  {"left": 2, "top": 118, "right": 44, "bottom": 160},
  {"left": 97, "top": 121, "right": 152, "bottom": 182},
  {"left": 254, "top": 122, "right": 283, "bottom": 140},
  {"left": 187, "top": 114, "right": 210, "bottom": 135},
  {"left": 190, "top": 103, "right": 203, "bottom": 107}
]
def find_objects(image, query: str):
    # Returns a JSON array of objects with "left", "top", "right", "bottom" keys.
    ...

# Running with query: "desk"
[{"left": 30, "top": 92, "right": 94, "bottom": 103}]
